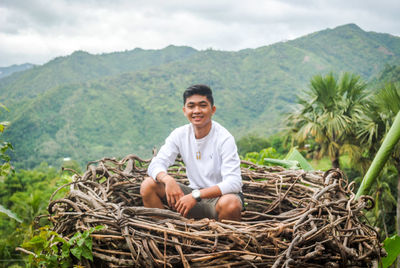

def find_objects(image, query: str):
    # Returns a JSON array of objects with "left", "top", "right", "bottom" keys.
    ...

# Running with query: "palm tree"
[{"left": 287, "top": 72, "right": 368, "bottom": 169}]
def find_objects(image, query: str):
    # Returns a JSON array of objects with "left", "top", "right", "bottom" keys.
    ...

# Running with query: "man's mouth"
[{"left": 192, "top": 115, "right": 203, "bottom": 120}]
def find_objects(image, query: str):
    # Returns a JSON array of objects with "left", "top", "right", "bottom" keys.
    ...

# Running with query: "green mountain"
[
  {"left": 1, "top": 23, "right": 399, "bottom": 169},
  {"left": 0, "top": 46, "right": 197, "bottom": 102}
]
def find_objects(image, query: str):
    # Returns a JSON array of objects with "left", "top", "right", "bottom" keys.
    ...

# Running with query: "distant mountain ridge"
[
  {"left": 1, "top": 23, "right": 399, "bottom": 169},
  {"left": 0, "top": 63, "right": 35, "bottom": 79}
]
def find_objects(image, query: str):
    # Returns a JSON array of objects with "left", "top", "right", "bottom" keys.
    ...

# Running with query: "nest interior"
[{"left": 47, "top": 154, "right": 385, "bottom": 268}]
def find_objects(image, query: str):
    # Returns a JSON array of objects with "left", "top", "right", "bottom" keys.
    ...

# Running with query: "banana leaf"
[{"left": 264, "top": 147, "right": 314, "bottom": 171}]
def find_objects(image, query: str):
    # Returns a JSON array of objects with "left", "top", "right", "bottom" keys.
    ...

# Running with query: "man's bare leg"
[
  {"left": 140, "top": 177, "right": 166, "bottom": 209},
  {"left": 215, "top": 194, "right": 242, "bottom": 221}
]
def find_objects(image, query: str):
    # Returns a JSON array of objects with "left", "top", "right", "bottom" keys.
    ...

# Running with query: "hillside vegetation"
[{"left": 1, "top": 23, "right": 400, "bottom": 169}]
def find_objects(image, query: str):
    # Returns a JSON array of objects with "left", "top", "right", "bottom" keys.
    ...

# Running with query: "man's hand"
[
  {"left": 161, "top": 175, "right": 184, "bottom": 210},
  {"left": 175, "top": 194, "right": 196, "bottom": 217}
]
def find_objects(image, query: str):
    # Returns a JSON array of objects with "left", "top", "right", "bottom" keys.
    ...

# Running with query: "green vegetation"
[
  {"left": 22, "top": 225, "right": 104, "bottom": 267},
  {"left": 0, "top": 104, "right": 13, "bottom": 178},
  {"left": 0, "top": 165, "right": 70, "bottom": 267},
  {"left": 242, "top": 147, "right": 280, "bottom": 166},
  {"left": 286, "top": 72, "right": 369, "bottom": 169},
  {"left": 382, "top": 235, "right": 400, "bottom": 268},
  {"left": 356, "top": 111, "right": 400, "bottom": 198},
  {"left": 349, "top": 67, "right": 400, "bottom": 242},
  {"left": 0, "top": 24, "right": 399, "bottom": 169},
  {"left": 237, "top": 133, "right": 288, "bottom": 157},
  {"left": 284, "top": 67, "right": 400, "bottom": 268}
]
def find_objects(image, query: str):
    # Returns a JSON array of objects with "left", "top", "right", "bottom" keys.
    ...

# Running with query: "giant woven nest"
[{"left": 48, "top": 154, "right": 385, "bottom": 267}]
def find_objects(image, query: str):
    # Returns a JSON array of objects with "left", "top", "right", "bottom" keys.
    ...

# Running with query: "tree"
[{"left": 287, "top": 72, "right": 368, "bottom": 169}]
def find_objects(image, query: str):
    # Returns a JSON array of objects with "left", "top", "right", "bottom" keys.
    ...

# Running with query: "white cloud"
[{"left": 0, "top": 0, "right": 399, "bottom": 66}]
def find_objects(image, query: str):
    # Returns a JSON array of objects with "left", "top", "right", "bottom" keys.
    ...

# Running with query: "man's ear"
[
  {"left": 182, "top": 106, "right": 186, "bottom": 115},
  {"left": 212, "top": 105, "right": 216, "bottom": 115}
]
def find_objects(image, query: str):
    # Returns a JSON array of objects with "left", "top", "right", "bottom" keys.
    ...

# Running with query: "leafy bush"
[{"left": 22, "top": 225, "right": 104, "bottom": 267}]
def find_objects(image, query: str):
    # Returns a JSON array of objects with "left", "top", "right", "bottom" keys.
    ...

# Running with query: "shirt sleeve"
[
  {"left": 216, "top": 136, "right": 243, "bottom": 195},
  {"left": 147, "top": 130, "right": 180, "bottom": 181}
]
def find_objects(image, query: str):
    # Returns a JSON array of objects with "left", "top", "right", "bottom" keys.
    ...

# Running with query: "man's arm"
[
  {"left": 147, "top": 130, "right": 180, "bottom": 181},
  {"left": 147, "top": 130, "right": 185, "bottom": 209},
  {"left": 216, "top": 136, "right": 242, "bottom": 194},
  {"left": 156, "top": 171, "right": 184, "bottom": 209}
]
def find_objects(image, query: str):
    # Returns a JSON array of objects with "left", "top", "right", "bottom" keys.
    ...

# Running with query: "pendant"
[{"left": 196, "top": 151, "right": 201, "bottom": 160}]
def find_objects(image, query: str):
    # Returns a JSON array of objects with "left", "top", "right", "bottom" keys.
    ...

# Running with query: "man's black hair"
[{"left": 183, "top": 84, "right": 214, "bottom": 106}]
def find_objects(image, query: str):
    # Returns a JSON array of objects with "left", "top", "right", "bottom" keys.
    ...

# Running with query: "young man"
[{"left": 140, "top": 84, "right": 243, "bottom": 221}]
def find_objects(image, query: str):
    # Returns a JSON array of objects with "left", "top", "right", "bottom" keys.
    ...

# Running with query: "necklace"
[{"left": 194, "top": 126, "right": 207, "bottom": 161}]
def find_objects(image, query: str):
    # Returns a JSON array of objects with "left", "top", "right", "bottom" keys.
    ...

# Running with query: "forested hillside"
[{"left": 1, "top": 23, "right": 399, "bottom": 169}]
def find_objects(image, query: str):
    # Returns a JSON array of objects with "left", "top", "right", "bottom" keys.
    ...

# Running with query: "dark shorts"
[{"left": 164, "top": 183, "right": 244, "bottom": 220}]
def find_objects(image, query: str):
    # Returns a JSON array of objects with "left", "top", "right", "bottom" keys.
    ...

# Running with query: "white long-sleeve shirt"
[{"left": 147, "top": 121, "right": 242, "bottom": 195}]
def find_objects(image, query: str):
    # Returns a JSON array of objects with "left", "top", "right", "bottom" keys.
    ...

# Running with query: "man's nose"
[{"left": 193, "top": 105, "right": 200, "bottom": 112}]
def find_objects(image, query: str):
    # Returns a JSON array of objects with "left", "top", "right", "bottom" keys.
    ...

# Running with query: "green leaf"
[
  {"left": 61, "top": 243, "right": 70, "bottom": 258},
  {"left": 22, "top": 236, "right": 45, "bottom": 249},
  {"left": 48, "top": 255, "right": 58, "bottom": 263},
  {"left": 85, "top": 237, "right": 92, "bottom": 251},
  {"left": 81, "top": 245, "right": 93, "bottom": 261},
  {"left": 94, "top": 225, "right": 105, "bottom": 231},
  {"left": 82, "top": 230, "right": 90, "bottom": 239},
  {"left": 38, "top": 260, "right": 48, "bottom": 266},
  {"left": 284, "top": 147, "right": 314, "bottom": 171},
  {"left": 54, "top": 236, "right": 68, "bottom": 244},
  {"left": 70, "top": 246, "right": 82, "bottom": 260},
  {"left": 0, "top": 204, "right": 22, "bottom": 222},
  {"left": 77, "top": 237, "right": 85, "bottom": 247},
  {"left": 263, "top": 158, "right": 300, "bottom": 169},
  {"left": 48, "top": 230, "right": 60, "bottom": 237},
  {"left": 61, "top": 259, "right": 72, "bottom": 268},
  {"left": 51, "top": 244, "right": 58, "bottom": 253},
  {"left": 69, "top": 231, "right": 81, "bottom": 245},
  {"left": 31, "top": 236, "right": 45, "bottom": 244},
  {"left": 382, "top": 235, "right": 400, "bottom": 268}
]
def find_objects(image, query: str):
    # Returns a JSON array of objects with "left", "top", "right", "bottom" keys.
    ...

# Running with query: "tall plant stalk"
[{"left": 356, "top": 111, "right": 400, "bottom": 199}]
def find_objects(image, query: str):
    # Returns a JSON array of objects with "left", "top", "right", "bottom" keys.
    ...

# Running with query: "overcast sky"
[{"left": 1, "top": 0, "right": 399, "bottom": 67}]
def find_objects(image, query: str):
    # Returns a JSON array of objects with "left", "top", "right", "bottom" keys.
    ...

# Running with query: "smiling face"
[{"left": 183, "top": 94, "right": 216, "bottom": 132}]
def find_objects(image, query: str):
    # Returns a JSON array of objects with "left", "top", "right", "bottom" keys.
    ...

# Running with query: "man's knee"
[
  {"left": 140, "top": 177, "right": 157, "bottom": 198},
  {"left": 216, "top": 194, "right": 242, "bottom": 215}
]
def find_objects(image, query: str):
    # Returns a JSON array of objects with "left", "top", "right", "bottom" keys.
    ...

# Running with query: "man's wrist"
[
  {"left": 191, "top": 189, "right": 202, "bottom": 202},
  {"left": 157, "top": 172, "right": 168, "bottom": 181},
  {"left": 157, "top": 172, "right": 174, "bottom": 184}
]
